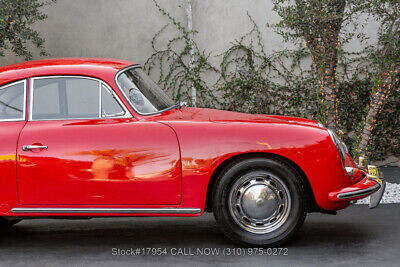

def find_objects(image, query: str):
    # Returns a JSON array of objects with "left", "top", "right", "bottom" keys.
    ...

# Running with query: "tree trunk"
[
  {"left": 321, "top": 66, "right": 338, "bottom": 130},
  {"left": 308, "top": 48, "right": 339, "bottom": 131},
  {"left": 358, "top": 66, "right": 400, "bottom": 157},
  {"left": 304, "top": 0, "right": 345, "bottom": 132}
]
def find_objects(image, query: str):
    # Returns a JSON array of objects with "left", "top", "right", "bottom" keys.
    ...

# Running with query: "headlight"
[{"left": 328, "top": 129, "right": 348, "bottom": 164}]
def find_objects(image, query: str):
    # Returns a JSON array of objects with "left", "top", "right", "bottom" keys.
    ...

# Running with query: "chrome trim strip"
[
  {"left": 114, "top": 64, "right": 177, "bottom": 116},
  {"left": 0, "top": 79, "right": 27, "bottom": 122},
  {"left": 29, "top": 75, "right": 132, "bottom": 121},
  {"left": 29, "top": 77, "right": 33, "bottom": 120},
  {"left": 98, "top": 80, "right": 102, "bottom": 118},
  {"left": 11, "top": 207, "right": 202, "bottom": 214},
  {"left": 337, "top": 183, "right": 381, "bottom": 199}
]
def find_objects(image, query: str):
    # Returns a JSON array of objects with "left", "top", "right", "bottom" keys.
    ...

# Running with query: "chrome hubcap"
[{"left": 228, "top": 173, "right": 291, "bottom": 234}]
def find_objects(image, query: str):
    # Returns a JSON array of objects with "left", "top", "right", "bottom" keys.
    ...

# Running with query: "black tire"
[{"left": 212, "top": 157, "right": 307, "bottom": 247}]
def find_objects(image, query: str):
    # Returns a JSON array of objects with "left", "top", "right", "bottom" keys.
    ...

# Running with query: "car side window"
[
  {"left": 32, "top": 77, "right": 99, "bottom": 120},
  {"left": 101, "top": 84, "right": 126, "bottom": 118},
  {"left": 66, "top": 78, "right": 99, "bottom": 118},
  {"left": 0, "top": 80, "right": 26, "bottom": 121},
  {"left": 31, "top": 77, "right": 129, "bottom": 121}
]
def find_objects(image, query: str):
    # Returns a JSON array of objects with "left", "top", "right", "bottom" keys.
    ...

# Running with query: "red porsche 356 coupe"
[{"left": 0, "top": 58, "right": 385, "bottom": 246}]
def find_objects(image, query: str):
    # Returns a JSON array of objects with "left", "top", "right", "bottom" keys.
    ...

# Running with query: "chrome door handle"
[{"left": 22, "top": 145, "right": 48, "bottom": 151}]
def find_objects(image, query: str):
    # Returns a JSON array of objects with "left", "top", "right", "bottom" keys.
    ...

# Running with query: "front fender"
[{"left": 166, "top": 120, "right": 351, "bottom": 211}]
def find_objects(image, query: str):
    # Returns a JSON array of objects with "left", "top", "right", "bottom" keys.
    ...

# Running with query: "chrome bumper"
[
  {"left": 362, "top": 159, "right": 386, "bottom": 209},
  {"left": 369, "top": 176, "right": 386, "bottom": 209},
  {"left": 329, "top": 159, "right": 386, "bottom": 209},
  {"left": 360, "top": 161, "right": 386, "bottom": 209},
  {"left": 337, "top": 182, "right": 381, "bottom": 200}
]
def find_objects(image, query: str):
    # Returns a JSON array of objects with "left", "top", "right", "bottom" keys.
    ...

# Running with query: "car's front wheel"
[{"left": 212, "top": 157, "right": 307, "bottom": 246}]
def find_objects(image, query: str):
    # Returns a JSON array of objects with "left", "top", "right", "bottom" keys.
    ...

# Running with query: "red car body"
[{"left": 0, "top": 58, "right": 381, "bottom": 219}]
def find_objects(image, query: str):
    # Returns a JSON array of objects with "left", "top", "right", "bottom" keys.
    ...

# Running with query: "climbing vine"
[
  {"left": 144, "top": 0, "right": 218, "bottom": 107},
  {"left": 216, "top": 14, "right": 321, "bottom": 120}
]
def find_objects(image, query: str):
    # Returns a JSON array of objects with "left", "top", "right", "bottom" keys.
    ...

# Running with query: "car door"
[
  {"left": 17, "top": 76, "right": 181, "bottom": 205},
  {"left": 0, "top": 80, "right": 27, "bottom": 205}
]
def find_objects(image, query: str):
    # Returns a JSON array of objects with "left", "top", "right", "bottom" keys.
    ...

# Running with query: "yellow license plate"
[{"left": 367, "top": 165, "right": 384, "bottom": 184}]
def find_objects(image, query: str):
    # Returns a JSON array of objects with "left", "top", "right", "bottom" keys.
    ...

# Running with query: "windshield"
[{"left": 116, "top": 67, "right": 175, "bottom": 114}]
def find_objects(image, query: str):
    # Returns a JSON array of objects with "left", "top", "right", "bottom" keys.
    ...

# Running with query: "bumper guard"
[{"left": 329, "top": 158, "right": 386, "bottom": 209}]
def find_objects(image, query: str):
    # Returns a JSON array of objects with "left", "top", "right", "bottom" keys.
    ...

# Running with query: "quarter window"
[
  {"left": 31, "top": 77, "right": 128, "bottom": 120},
  {"left": 0, "top": 81, "right": 25, "bottom": 121},
  {"left": 101, "top": 84, "right": 125, "bottom": 118}
]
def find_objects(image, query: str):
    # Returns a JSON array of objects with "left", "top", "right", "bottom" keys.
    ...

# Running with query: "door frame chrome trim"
[
  {"left": 29, "top": 75, "right": 132, "bottom": 121},
  {"left": 11, "top": 207, "right": 202, "bottom": 214}
]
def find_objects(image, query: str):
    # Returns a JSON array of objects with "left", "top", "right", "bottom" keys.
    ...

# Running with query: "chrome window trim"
[
  {"left": 11, "top": 207, "right": 202, "bottom": 214},
  {"left": 0, "top": 79, "right": 27, "bottom": 122},
  {"left": 98, "top": 81, "right": 102, "bottom": 118},
  {"left": 115, "top": 64, "right": 177, "bottom": 116},
  {"left": 29, "top": 75, "right": 132, "bottom": 121}
]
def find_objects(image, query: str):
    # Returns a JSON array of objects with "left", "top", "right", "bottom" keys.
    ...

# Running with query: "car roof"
[{"left": 0, "top": 58, "right": 136, "bottom": 86}]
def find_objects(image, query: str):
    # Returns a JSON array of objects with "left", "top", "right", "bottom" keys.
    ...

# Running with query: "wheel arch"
[{"left": 204, "top": 152, "right": 319, "bottom": 213}]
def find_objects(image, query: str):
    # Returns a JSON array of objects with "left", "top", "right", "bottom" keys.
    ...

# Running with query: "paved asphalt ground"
[{"left": 0, "top": 168, "right": 399, "bottom": 267}]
